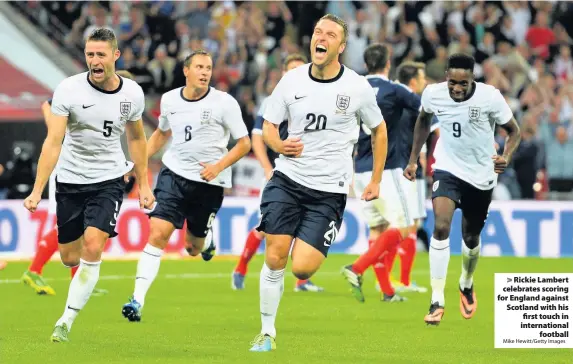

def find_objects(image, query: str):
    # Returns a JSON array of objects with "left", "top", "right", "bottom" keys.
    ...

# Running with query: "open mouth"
[
  {"left": 91, "top": 68, "right": 104, "bottom": 77},
  {"left": 315, "top": 44, "right": 327, "bottom": 54},
  {"left": 199, "top": 77, "right": 208, "bottom": 83}
]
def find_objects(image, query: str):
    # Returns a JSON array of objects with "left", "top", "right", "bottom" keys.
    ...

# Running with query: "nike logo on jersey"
[
  {"left": 294, "top": 95, "right": 306, "bottom": 100},
  {"left": 170, "top": 112, "right": 176, "bottom": 115},
  {"left": 82, "top": 104, "right": 95, "bottom": 109},
  {"left": 437, "top": 110, "right": 445, "bottom": 114}
]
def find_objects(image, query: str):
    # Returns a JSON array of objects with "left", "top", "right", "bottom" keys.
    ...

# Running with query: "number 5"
[{"left": 103, "top": 120, "right": 113, "bottom": 137}]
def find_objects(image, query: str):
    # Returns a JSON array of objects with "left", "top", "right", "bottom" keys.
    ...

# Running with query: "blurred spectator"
[
  {"left": 542, "top": 126, "right": 573, "bottom": 193},
  {"left": 147, "top": 45, "right": 176, "bottom": 94},
  {"left": 512, "top": 126, "right": 540, "bottom": 199}
]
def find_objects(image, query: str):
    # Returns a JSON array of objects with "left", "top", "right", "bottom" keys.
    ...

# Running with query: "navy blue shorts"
[
  {"left": 56, "top": 176, "right": 125, "bottom": 244},
  {"left": 431, "top": 169, "right": 493, "bottom": 231},
  {"left": 149, "top": 166, "right": 224, "bottom": 238},
  {"left": 256, "top": 171, "right": 346, "bottom": 257}
]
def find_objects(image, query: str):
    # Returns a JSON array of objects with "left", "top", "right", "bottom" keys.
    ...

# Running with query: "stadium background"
[
  {"left": 0, "top": 2, "right": 572, "bottom": 363},
  {"left": 0, "top": 0, "right": 572, "bottom": 259}
]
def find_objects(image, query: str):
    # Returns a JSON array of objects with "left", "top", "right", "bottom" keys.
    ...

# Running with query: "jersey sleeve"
[
  {"left": 430, "top": 115, "right": 440, "bottom": 132},
  {"left": 50, "top": 80, "right": 71, "bottom": 116},
  {"left": 157, "top": 94, "right": 171, "bottom": 131},
  {"left": 262, "top": 75, "right": 289, "bottom": 125},
  {"left": 489, "top": 89, "right": 513, "bottom": 125},
  {"left": 223, "top": 94, "right": 249, "bottom": 139},
  {"left": 129, "top": 85, "right": 145, "bottom": 122},
  {"left": 396, "top": 85, "right": 421, "bottom": 112},
  {"left": 357, "top": 78, "right": 383, "bottom": 129},
  {"left": 420, "top": 85, "right": 434, "bottom": 114}
]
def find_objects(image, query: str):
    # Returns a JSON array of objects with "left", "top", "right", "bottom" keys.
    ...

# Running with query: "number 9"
[{"left": 453, "top": 122, "right": 461, "bottom": 138}]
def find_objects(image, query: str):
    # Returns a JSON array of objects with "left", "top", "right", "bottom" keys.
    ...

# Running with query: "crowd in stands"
[{"left": 10, "top": 1, "right": 573, "bottom": 200}]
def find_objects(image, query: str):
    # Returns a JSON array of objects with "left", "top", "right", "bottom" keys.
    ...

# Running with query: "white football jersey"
[
  {"left": 51, "top": 72, "right": 145, "bottom": 184},
  {"left": 158, "top": 87, "right": 248, "bottom": 188},
  {"left": 264, "top": 64, "right": 383, "bottom": 194},
  {"left": 422, "top": 82, "right": 513, "bottom": 190}
]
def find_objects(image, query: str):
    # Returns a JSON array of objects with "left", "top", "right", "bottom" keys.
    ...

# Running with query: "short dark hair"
[
  {"left": 283, "top": 53, "right": 307, "bottom": 70},
  {"left": 184, "top": 49, "right": 212, "bottom": 67},
  {"left": 447, "top": 53, "right": 475, "bottom": 72},
  {"left": 318, "top": 14, "right": 348, "bottom": 43},
  {"left": 396, "top": 62, "right": 425, "bottom": 85},
  {"left": 86, "top": 28, "right": 118, "bottom": 50},
  {"left": 363, "top": 43, "right": 390, "bottom": 74}
]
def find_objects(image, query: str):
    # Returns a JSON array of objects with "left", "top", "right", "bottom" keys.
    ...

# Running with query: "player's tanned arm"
[
  {"left": 126, "top": 120, "right": 155, "bottom": 208},
  {"left": 494, "top": 118, "right": 521, "bottom": 174},
  {"left": 24, "top": 113, "right": 67, "bottom": 212},
  {"left": 404, "top": 109, "right": 433, "bottom": 181},
  {"left": 262, "top": 120, "right": 303, "bottom": 157}
]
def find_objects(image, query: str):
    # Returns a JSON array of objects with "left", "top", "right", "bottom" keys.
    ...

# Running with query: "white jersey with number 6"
[
  {"left": 158, "top": 87, "right": 248, "bottom": 188},
  {"left": 263, "top": 64, "right": 383, "bottom": 194},
  {"left": 51, "top": 72, "right": 145, "bottom": 184},
  {"left": 421, "top": 82, "right": 513, "bottom": 190}
]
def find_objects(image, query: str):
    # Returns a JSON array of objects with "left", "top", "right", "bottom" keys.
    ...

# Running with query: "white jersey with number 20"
[{"left": 263, "top": 64, "right": 383, "bottom": 194}]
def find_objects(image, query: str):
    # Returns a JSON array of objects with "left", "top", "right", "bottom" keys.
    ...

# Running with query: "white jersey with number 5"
[
  {"left": 51, "top": 72, "right": 145, "bottom": 184},
  {"left": 263, "top": 64, "right": 383, "bottom": 194},
  {"left": 158, "top": 87, "right": 248, "bottom": 188},
  {"left": 421, "top": 82, "right": 513, "bottom": 190}
]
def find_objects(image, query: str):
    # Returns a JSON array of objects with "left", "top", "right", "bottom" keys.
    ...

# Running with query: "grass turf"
[{"left": 1, "top": 254, "right": 572, "bottom": 364}]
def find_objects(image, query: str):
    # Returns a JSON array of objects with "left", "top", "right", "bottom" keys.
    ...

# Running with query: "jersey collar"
[
  {"left": 180, "top": 86, "right": 211, "bottom": 102},
  {"left": 86, "top": 72, "right": 123, "bottom": 94},
  {"left": 308, "top": 64, "right": 345, "bottom": 83}
]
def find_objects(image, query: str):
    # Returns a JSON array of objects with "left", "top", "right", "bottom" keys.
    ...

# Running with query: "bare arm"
[
  {"left": 252, "top": 133, "right": 273, "bottom": 175},
  {"left": 369, "top": 121, "right": 388, "bottom": 184},
  {"left": 147, "top": 128, "right": 172, "bottom": 157},
  {"left": 262, "top": 121, "right": 284, "bottom": 154},
  {"left": 125, "top": 120, "right": 150, "bottom": 189},
  {"left": 499, "top": 117, "right": 521, "bottom": 163},
  {"left": 32, "top": 114, "right": 67, "bottom": 196},
  {"left": 409, "top": 109, "right": 434, "bottom": 165},
  {"left": 41, "top": 101, "right": 51, "bottom": 124},
  {"left": 216, "top": 136, "right": 251, "bottom": 171}
]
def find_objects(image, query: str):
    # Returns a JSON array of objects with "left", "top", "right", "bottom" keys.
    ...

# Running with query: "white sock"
[
  {"left": 55, "top": 259, "right": 101, "bottom": 331},
  {"left": 429, "top": 237, "right": 450, "bottom": 306},
  {"left": 260, "top": 263, "right": 285, "bottom": 338},
  {"left": 133, "top": 243, "right": 164, "bottom": 307},
  {"left": 460, "top": 241, "right": 480, "bottom": 290}
]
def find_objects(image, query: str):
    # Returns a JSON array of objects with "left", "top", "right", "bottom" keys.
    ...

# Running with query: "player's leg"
[
  {"left": 22, "top": 226, "right": 58, "bottom": 295},
  {"left": 249, "top": 171, "right": 300, "bottom": 352},
  {"left": 424, "top": 170, "right": 461, "bottom": 325},
  {"left": 52, "top": 177, "right": 124, "bottom": 342},
  {"left": 233, "top": 229, "right": 265, "bottom": 289},
  {"left": 123, "top": 167, "right": 184, "bottom": 321},
  {"left": 395, "top": 175, "right": 426, "bottom": 292},
  {"left": 123, "top": 217, "right": 176, "bottom": 321},
  {"left": 0, "top": 260, "right": 6, "bottom": 270},
  {"left": 234, "top": 179, "right": 267, "bottom": 289},
  {"left": 23, "top": 173, "right": 59, "bottom": 295},
  {"left": 458, "top": 186, "right": 493, "bottom": 319},
  {"left": 182, "top": 183, "right": 223, "bottom": 261},
  {"left": 344, "top": 170, "right": 408, "bottom": 302}
]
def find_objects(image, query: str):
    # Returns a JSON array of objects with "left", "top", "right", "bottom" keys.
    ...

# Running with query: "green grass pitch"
[{"left": 1, "top": 254, "right": 572, "bottom": 364}]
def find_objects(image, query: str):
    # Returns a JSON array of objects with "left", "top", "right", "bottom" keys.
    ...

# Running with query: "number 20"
[
  {"left": 304, "top": 113, "right": 327, "bottom": 131},
  {"left": 453, "top": 122, "right": 461, "bottom": 138}
]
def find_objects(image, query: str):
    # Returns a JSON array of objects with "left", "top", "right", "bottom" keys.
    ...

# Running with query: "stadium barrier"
[{"left": 0, "top": 199, "right": 572, "bottom": 259}]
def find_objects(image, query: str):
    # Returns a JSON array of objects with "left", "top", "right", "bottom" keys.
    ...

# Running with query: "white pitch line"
[{"left": 0, "top": 270, "right": 427, "bottom": 285}]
